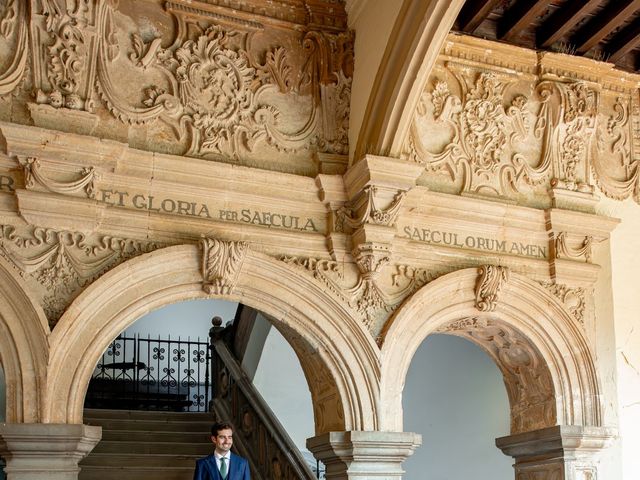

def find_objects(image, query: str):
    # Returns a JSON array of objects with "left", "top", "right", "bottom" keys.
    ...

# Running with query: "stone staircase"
[{"left": 79, "top": 409, "right": 215, "bottom": 480}]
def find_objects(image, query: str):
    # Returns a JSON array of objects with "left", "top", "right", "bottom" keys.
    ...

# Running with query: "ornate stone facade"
[{"left": 0, "top": 1, "right": 631, "bottom": 479}]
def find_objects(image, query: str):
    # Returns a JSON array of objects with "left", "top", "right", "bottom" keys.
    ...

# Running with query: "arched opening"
[
  {"left": 403, "top": 334, "right": 512, "bottom": 479},
  {"left": 80, "top": 296, "right": 319, "bottom": 478},
  {"left": 380, "top": 266, "right": 607, "bottom": 479},
  {"left": 380, "top": 267, "right": 601, "bottom": 433},
  {"left": 46, "top": 242, "right": 379, "bottom": 429}
]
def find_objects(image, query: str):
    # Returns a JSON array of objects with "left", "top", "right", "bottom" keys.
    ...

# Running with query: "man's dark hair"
[{"left": 211, "top": 421, "right": 234, "bottom": 437}]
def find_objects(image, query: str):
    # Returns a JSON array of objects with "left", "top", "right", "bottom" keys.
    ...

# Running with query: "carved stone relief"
[
  {"left": 279, "top": 253, "right": 433, "bottom": 334},
  {"left": 554, "top": 231, "right": 598, "bottom": 263},
  {"left": 475, "top": 265, "right": 509, "bottom": 312},
  {"left": 0, "top": 0, "right": 353, "bottom": 176},
  {"left": 440, "top": 317, "right": 556, "bottom": 434},
  {"left": 0, "top": 223, "right": 158, "bottom": 326},
  {"left": 19, "top": 156, "right": 99, "bottom": 199},
  {"left": 539, "top": 281, "right": 586, "bottom": 326},
  {"left": 201, "top": 237, "right": 248, "bottom": 295},
  {"left": 403, "top": 36, "right": 640, "bottom": 207}
]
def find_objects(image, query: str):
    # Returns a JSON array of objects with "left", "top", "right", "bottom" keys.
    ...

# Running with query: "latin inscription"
[
  {"left": 100, "top": 189, "right": 318, "bottom": 232},
  {"left": 403, "top": 226, "right": 547, "bottom": 259},
  {"left": 0, "top": 175, "right": 15, "bottom": 192}
]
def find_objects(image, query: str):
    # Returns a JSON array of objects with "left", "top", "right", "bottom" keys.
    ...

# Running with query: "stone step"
[
  {"left": 81, "top": 453, "right": 200, "bottom": 468},
  {"left": 93, "top": 440, "right": 212, "bottom": 455},
  {"left": 80, "top": 409, "right": 214, "bottom": 480},
  {"left": 84, "top": 417, "right": 211, "bottom": 432},
  {"left": 101, "top": 429, "right": 211, "bottom": 443},
  {"left": 79, "top": 465, "right": 194, "bottom": 480}
]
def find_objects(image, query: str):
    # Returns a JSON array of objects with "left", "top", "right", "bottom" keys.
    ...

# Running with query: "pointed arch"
[
  {"left": 0, "top": 256, "right": 49, "bottom": 423},
  {"left": 379, "top": 267, "right": 601, "bottom": 433},
  {"left": 46, "top": 244, "right": 381, "bottom": 432}
]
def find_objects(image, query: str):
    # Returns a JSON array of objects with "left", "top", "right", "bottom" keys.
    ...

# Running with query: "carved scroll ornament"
[
  {"left": 403, "top": 52, "right": 640, "bottom": 206},
  {"left": 95, "top": 2, "right": 353, "bottom": 164},
  {"left": 201, "top": 237, "right": 248, "bottom": 295},
  {"left": 475, "top": 265, "right": 509, "bottom": 312}
]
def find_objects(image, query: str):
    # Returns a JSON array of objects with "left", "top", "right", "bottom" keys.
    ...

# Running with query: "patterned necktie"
[{"left": 219, "top": 457, "right": 228, "bottom": 479}]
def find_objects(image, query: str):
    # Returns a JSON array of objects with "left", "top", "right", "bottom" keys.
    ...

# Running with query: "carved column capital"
[
  {"left": 0, "top": 423, "right": 102, "bottom": 480},
  {"left": 200, "top": 237, "right": 248, "bottom": 295},
  {"left": 496, "top": 426, "right": 616, "bottom": 480},
  {"left": 307, "top": 431, "right": 422, "bottom": 480},
  {"left": 475, "top": 265, "right": 509, "bottom": 312}
]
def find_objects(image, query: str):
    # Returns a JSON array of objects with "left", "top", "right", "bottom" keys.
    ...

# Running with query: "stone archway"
[
  {"left": 380, "top": 266, "right": 600, "bottom": 432},
  {"left": 379, "top": 266, "right": 613, "bottom": 478},
  {"left": 0, "top": 256, "right": 49, "bottom": 423},
  {"left": 46, "top": 242, "right": 381, "bottom": 434}
]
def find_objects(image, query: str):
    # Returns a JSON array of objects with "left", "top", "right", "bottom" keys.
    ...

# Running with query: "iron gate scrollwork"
[{"left": 87, "top": 334, "right": 211, "bottom": 412}]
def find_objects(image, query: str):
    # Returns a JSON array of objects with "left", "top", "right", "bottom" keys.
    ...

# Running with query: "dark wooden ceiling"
[{"left": 453, "top": 0, "right": 640, "bottom": 73}]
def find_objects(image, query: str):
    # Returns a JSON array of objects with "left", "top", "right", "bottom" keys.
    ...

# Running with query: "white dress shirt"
[{"left": 215, "top": 451, "right": 231, "bottom": 472}]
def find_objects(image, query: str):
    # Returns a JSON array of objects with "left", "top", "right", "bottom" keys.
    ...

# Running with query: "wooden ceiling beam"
[
  {"left": 606, "top": 17, "right": 640, "bottom": 63},
  {"left": 573, "top": 0, "right": 640, "bottom": 54},
  {"left": 457, "top": 0, "right": 503, "bottom": 33},
  {"left": 499, "top": 0, "right": 552, "bottom": 41},
  {"left": 536, "top": 0, "right": 602, "bottom": 48}
]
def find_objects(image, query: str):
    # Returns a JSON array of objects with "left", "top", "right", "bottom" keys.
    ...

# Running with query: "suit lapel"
[{"left": 227, "top": 453, "right": 236, "bottom": 480}]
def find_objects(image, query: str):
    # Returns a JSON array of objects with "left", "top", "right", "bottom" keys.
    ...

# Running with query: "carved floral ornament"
[
  {"left": 200, "top": 237, "right": 248, "bottom": 296},
  {"left": 403, "top": 59, "right": 640, "bottom": 205},
  {"left": 0, "top": 0, "right": 353, "bottom": 169},
  {"left": 0, "top": 223, "right": 158, "bottom": 325}
]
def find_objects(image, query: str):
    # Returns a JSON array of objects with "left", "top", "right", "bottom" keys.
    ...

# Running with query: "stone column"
[
  {"left": 496, "top": 426, "right": 615, "bottom": 480},
  {"left": 0, "top": 423, "right": 101, "bottom": 480},
  {"left": 307, "top": 431, "right": 421, "bottom": 480}
]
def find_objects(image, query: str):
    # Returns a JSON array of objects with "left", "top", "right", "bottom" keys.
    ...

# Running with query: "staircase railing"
[{"left": 209, "top": 321, "right": 317, "bottom": 480}]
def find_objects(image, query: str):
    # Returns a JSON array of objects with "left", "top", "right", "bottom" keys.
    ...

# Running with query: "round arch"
[
  {"left": 379, "top": 267, "right": 601, "bottom": 433},
  {"left": 353, "top": 0, "right": 465, "bottom": 161},
  {"left": 46, "top": 244, "right": 380, "bottom": 432},
  {"left": 0, "top": 255, "right": 49, "bottom": 423}
]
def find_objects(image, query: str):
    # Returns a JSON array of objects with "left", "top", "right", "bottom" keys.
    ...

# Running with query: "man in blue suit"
[{"left": 193, "top": 421, "right": 251, "bottom": 480}]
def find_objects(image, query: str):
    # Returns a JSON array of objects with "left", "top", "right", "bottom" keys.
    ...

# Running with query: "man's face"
[{"left": 211, "top": 428, "right": 233, "bottom": 455}]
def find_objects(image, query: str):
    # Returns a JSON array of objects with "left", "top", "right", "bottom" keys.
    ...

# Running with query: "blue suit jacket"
[{"left": 193, "top": 452, "right": 250, "bottom": 480}]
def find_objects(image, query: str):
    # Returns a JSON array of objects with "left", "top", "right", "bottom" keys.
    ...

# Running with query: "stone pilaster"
[
  {"left": 307, "top": 431, "right": 421, "bottom": 480},
  {"left": 496, "top": 426, "right": 615, "bottom": 480},
  {"left": 0, "top": 423, "right": 101, "bottom": 480}
]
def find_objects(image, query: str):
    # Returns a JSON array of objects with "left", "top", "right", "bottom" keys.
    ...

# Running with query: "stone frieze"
[
  {"left": 0, "top": 0, "right": 352, "bottom": 176},
  {"left": 402, "top": 34, "right": 640, "bottom": 208}
]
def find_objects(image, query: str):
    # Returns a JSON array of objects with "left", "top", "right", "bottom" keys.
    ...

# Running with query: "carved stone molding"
[
  {"left": 474, "top": 265, "right": 509, "bottom": 312},
  {"left": 19, "top": 157, "right": 99, "bottom": 199},
  {"left": 200, "top": 237, "right": 248, "bottom": 295},
  {"left": 441, "top": 317, "right": 556, "bottom": 434},
  {"left": 0, "top": 223, "right": 158, "bottom": 325}
]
